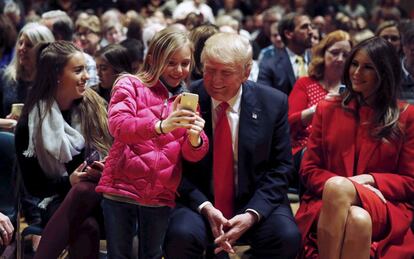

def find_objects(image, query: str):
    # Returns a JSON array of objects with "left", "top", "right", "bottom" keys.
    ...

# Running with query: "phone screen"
[
  {"left": 85, "top": 150, "right": 100, "bottom": 166},
  {"left": 180, "top": 93, "right": 199, "bottom": 112}
]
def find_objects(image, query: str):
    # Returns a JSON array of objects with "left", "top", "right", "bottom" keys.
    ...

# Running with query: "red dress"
[
  {"left": 295, "top": 98, "right": 414, "bottom": 259},
  {"left": 288, "top": 77, "right": 328, "bottom": 155}
]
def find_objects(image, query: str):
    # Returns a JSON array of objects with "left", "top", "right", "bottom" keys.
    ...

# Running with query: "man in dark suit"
[
  {"left": 257, "top": 12, "right": 313, "bottom": 95},
  {"left": 165, "top": 33, "right": 300, "bottom": 258}
]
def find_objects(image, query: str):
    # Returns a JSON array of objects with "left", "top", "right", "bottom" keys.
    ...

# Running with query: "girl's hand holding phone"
[
  {"left": 186, "top": 113, "right": 205, "bottom": 147},
  {"left": 157, "top": 95, "right": 200, "bottom": 134}
]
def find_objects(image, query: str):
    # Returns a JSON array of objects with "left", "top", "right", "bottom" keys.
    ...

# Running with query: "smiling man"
[{"left": 165, "top": 32, "right": 300, "bottom": 259}]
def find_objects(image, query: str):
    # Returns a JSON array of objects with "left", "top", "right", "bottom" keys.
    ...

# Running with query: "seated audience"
[{"left": 295, "top": 37, "right": 414, "bottom": 259}]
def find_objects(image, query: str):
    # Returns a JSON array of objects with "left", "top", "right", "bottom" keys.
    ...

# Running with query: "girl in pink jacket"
[{"left": 96, "top": 27, "right": 209, "bottom": 258}]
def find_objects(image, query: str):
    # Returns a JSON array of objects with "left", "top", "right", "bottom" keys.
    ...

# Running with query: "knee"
[
  {"left": 165, "top": 222, "right": 198, "bottom": 249},
  {"left": 255, "top": 225, "right": 301, "bottom": 258},
  {"left": 79, "top": 217, "right": 100, "bottom": 238},
  {"left": 346, "top": 206, "right": 372, "bottom": 238},
  {"left": 278, "top": 227, "right": 301, "bottom": 258},
  {"left": 164, "top": 220, "right": 208, "bottom": 259},
  {"left": 66, "top": 182, "right": 97, "bottom": 205},
  {"left": 322, "top": 176, "right": 355, "bottom": 205}
]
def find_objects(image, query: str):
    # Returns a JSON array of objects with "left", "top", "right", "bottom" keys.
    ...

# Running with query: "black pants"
[{"left": 164, "top": 203, "right": 301, "bottom": 259}]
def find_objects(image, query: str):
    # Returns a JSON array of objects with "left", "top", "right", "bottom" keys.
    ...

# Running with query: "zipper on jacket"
[
  {"left": 150, "top": 98, "right": 168, "bottom": 192},
  {"left": 160, "top": 99, "right": 168, "bottom": 120}
]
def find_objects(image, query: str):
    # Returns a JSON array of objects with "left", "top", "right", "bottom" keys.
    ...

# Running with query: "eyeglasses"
[
  {"left": 326, "top": 49, "right": 350, "bottom": 59},
  {"left": 76, "top": 30, "right": 96, "bottom": 38},
  {"left": 381, "top": 35, "right": 400, "bottom": 42}
]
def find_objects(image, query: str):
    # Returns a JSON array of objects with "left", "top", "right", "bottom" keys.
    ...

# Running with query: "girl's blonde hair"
[{"left": 137, "top": 27, "right": 194, "bottom": 87}]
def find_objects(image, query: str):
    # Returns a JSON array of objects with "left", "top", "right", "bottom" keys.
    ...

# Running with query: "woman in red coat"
[
  {"left": 295, "top": 36, "right": 414, "bottom": 259},
  {"left": 288, "top": 30, "right": 352, "bottom": 156}
]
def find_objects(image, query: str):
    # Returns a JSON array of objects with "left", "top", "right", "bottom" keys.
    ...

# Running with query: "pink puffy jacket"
[{"left": 96, "top": 75, "right": 209, "bottom": 207}]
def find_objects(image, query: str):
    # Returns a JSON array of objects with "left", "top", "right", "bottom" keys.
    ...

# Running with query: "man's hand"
[
  {"left": 201, "top": 204, "right": 234, "bottom": 254},
  {"left": 201, "top": 203, "right": 229, "bottom": 238},
  {"left": 0, "top": 212, "right": 14, "bottom": 246},
  {"left": 214, "top": 212, "right": 257, "bottom": 254}
]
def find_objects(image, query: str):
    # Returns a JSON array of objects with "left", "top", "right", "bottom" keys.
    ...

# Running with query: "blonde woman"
[{"left": 0, "top": 22, "right": 54, "bottom": 129}]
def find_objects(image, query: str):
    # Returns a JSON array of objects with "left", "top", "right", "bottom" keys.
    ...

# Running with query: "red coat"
[
  {"left": 288, "top": 76, "right": 328, "bottom": 155},
  {"left": 295, "top": 97, "right": 414, "bottom": 259}
]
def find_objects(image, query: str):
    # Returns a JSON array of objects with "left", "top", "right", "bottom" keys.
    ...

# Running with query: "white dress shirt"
[{"left": 198, "top": 86, "right": 260, "bottom": 221}]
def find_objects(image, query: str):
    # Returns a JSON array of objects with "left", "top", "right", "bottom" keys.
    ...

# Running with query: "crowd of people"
[{"left": 0, "top": 0, "right": 414, "bottom": 258}]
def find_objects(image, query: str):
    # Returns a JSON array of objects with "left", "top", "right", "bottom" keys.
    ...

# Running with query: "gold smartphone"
[{"left": 180, "top": 93, "right": 199, "bottom": 112}]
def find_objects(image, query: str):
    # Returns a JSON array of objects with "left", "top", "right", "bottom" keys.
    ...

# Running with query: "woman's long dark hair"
[
  {"left": 22, "top": 41, "right": 112, "bottom": 155},
  {"left": 342, "top": 36, "right": 402, "bottom": 140}
]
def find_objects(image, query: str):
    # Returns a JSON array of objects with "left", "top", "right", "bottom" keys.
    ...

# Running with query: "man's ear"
[
  {"left": 284, "top": 29, "right": 293, "bottom": 41},
  {"left": 242, "top": 63, "right": 252, "bottom": 82}
]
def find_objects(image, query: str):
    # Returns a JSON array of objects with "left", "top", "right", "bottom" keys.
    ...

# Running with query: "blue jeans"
[{"left": 101, "top": 198, "right": 171, "bottom": 259}]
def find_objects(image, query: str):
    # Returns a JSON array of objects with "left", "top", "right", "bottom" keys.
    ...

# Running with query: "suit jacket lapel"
[
  {"left": 237, "top": 82, "right": 261, "bottom": 196},
  {"left": 198, "top": 85, "right": 213, "bottom": 139},
  {"left": 280, "top": 49, "right": 296, "bottom": 89}
]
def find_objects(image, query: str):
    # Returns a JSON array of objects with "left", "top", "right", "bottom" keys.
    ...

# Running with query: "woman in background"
[
  {"left": 288, "top": 30, "right": 351, "bottom": 157},
  {"left": 0, "top": 22, "right": 54, "bottom": 130}
]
